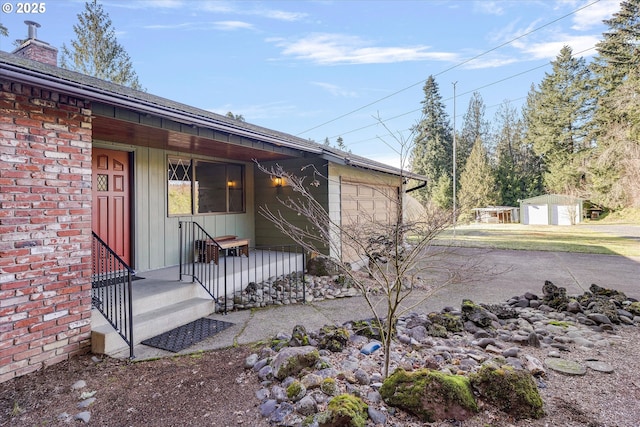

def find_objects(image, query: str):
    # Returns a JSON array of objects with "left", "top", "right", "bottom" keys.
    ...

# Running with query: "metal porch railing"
[
  {"left": 91, "top": 232, "right": 134, "bottom": 358},
  {"left": 178, "top": 221, "right": 306, "bottom": 313}
]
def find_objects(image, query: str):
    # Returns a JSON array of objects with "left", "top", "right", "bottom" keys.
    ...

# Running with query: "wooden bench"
[{"left": 196, "top": 236, "right": 250, "bottom": 264}]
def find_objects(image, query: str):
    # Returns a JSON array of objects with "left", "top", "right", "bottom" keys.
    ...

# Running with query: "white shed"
[{"left": 519, "top": 194, "right": 584, "bottom": 225}]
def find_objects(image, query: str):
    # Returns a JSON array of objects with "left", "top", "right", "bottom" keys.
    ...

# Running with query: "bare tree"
[{"left": 257, "top": 123, "right": 479, "bottom": 377}]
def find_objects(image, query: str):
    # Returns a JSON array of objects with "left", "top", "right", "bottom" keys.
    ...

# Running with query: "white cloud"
[
  {"left": 257, "top": 9, "right": 308, "bottom": 22},
  {"left": 125, "top": 0, "right": 304, "bottom": 21},
  {"left": 271, "top": 33, "right": 459, "bottom": 65},
  {"left": 464, "top": 55, "right": 520, "bottom": 69},
  {"left": 514, "top": 34, "right": 601, "bottom": 59},
  {"left": 571, "top": 0, "right": 620, "bottom": 30},
  {"left": 311, "top": 82, "right": 358, "bottom": 98},
  {"left": 213, "top": 21, "right": 255, "bottom": 31},
  {"left": 143, "top": 20, "right": 253, "bottom": 31},
  {"left": 474, "top": 1, "right": 505, "bottom": 16}
]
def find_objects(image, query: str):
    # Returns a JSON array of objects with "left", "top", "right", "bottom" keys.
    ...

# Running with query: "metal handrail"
[
  {"left": 178, "top": 221, "right": 225, "bottom": 303},
  {"left": 178, "top": 221, "right": 306, "bottom": 313},
  {"left": 91, "top": 232, "right": 134, "bottom": 359}
]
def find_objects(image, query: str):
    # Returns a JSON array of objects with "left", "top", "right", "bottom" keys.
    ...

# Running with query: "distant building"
[
  {"left": 519, "top": 194, "right": 584, "bottom": 225},
  {"left": 471, "top": 206, "right": 519, "bottom": 223}
]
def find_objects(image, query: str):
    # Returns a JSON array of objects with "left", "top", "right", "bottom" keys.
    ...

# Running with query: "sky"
[{"left": 0, "top": 0, "right": 623, "bottom": 167}]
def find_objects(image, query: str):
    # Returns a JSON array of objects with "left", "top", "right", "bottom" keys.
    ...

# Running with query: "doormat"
[
  {"left": 141, "top": 318, "right": 234, "bottom": 353},
  {"left": 92, "top": 275, "right": 144, "bottom": 289}
]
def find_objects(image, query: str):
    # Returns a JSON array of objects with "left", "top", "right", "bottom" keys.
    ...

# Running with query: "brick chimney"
[{"left": 12, "top": 21, "right": 58, "bottom": 66}]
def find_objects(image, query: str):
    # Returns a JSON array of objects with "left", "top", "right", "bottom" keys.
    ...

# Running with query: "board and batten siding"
[
  {"left": 253, "top": 158, "right": 329, "bottom": 251},
  {"left": 253, "top": 159, "right": 402, "bottom": 259},
  {"left": 94, "top": 141, "right": 255, "bottom": 272}
]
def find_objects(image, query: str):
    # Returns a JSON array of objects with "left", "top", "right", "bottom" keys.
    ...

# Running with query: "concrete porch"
[{"left": 91, "top": 249, "right": 305, "bottom": 356}]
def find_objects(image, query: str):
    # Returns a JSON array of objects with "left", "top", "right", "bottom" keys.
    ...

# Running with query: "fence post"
[{"left": 178, "top": 221, "right": 183, "bottom": 281}]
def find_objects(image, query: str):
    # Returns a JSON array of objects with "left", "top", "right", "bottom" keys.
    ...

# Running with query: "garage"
[
  {"left": 520, "top": 194, "right": 584, "bottom": 225},
  {"left": 340, "top": 180, "right": 398, "bottom": 262},
  {"left": 525, "top": 204, "right": 549, "bottom": 225}
]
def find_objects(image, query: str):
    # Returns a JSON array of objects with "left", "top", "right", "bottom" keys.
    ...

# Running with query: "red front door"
[{"left": 92, "top": 148, "right": 131, "bottom": 266}]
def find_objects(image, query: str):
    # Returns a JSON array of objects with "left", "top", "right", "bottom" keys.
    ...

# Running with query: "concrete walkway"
[{"left": 125, "top": 247, "right": 640, "bottom": 360}]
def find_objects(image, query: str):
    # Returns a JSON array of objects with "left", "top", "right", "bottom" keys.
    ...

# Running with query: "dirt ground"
[
  {"left": 1, "top": 346, "right": 271, "bottom": 427},
  {"left": 2, "top": 326, "right": 640, "bottom": 427}
]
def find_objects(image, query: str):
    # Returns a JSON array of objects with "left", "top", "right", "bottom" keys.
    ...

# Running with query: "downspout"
[{"left": 405, "top": 180, "right": 427, "bottom": 193}]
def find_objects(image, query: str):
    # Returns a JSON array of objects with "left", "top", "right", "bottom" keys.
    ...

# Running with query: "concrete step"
[
  {"left": 129, "top": 282, "right": 209, "bottom": 316},
  {"left": 91, "top": 297, "right": 215, "bottom": 356}
]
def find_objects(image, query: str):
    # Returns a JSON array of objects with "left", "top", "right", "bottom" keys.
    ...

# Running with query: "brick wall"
[{"left": 0, "top": 79, "right": 92, "bottom": 383}]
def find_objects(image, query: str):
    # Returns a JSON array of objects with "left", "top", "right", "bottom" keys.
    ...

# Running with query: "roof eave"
[{"left": 0, "top": 63, "right": 322, "bottom": 155}]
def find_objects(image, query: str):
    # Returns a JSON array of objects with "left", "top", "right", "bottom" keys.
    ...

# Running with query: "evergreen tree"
[
  {"left": 495, "top": 100, "right": 542, "bottom": 206},
  {"left": 523, "top": 46, "right": 593, "bottom": 194},
  {"left": 60, "top": 0, "right": 142, "bottom": 90},
  {"left": 458, "top": 138, "right": 498, "bottom": 222},
  {"left": 431, "top": 174, "right": 452, "bottom": 210},
  {"left": 459, "top": 92, "right": 490, "bottom": 170},
  {"left": 589, "top": 0, "right": 640, "bottom": 208},
  {"left": 336, "top": 136, "right": 349, "bottom": 152},
  {"left": 591, "top": 0, "right": 640, "bottom": 114},
  {"left": 225, "top": 112, "right": 245, "bottom": 121},
  {"left": 410, "top": 75, "right": 453, "bottom": 206}
]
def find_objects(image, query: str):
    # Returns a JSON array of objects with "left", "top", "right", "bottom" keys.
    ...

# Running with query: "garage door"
[
  {"left": 552, "top": 205, "right": 578, "bottom": 225},
  {"left": 526, "top": 205, "right": 548, "bottom": 225},
  {"left": 340, "top": 180, "right": 398, "bottom": 262}
]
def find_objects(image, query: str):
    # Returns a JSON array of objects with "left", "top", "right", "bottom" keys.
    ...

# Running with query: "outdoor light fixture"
[
  {"left": 274, "top": 177, "right": 283, "bottom": 187},
  {"left": 227, "top": 180, "right": 234, "bottom": 187}
]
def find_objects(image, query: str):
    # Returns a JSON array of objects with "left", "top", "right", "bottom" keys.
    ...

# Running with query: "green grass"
[
  {"left": 432, "top": 223, "right": 640, "bottom": 257},
  {"left": 597, "top": 207, "right": 640, "bottom": 224}
]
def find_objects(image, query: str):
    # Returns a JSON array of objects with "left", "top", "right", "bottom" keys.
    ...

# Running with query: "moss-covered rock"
[
  {"left": 350, "top": 319, "right": 383, "bottom": 340},
  {"left": 290, "top": 324, "right": 311, "bottom": 347},
  {"left": 582, "top": 297, "right": 621, "bottom": 324},
  {"left": 628, "top": 301, "right": 640, "bottom": 316},
  {"left": 272, "top": 346, "right": 320, "bottom": 380},
  {"left": 306, "top": 256, "right": 340, "bottom": 276},
  {"left": 286, "top": 380, "right": 307, "bottom": 402},
  {"left": 470, "top": 364, "right": 544, "bottom": 420},
  {"left": 317, "top": 325, "right": 350, "bottom": 352},
  {"left": 428, "top": 312, "right": 464, "bottom": 333},
  {"left": 320, "top": 377, "right": 340, "bottom": 396},
  {"left": 427, "top": 323, "right": 449, "bottom": 338},
  {"left": 270, "top": 338, "right": 290, "bottom": 352},
  {"left": 541, "top": 280, "right": 570, "bottom": 311},
  {"left": 317, "top": 394, "right": 368, "bottom": 427},
  {"left": 379, "top": 368, "right": 478, "bottom": 422},
  {"left": 461, "top": 299, "right": 494, "bottom": 328},
  {"left": 588, "top": 284, "right": 628, "bottom": 303}
]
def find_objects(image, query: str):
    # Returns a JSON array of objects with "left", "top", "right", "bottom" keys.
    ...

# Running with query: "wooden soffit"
[{"left": 92, "top": 114, "right": 301, "bottom": 163}]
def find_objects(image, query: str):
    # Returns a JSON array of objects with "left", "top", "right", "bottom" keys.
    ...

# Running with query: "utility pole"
[{"left": 452, "top": 81, "right": 457, "bottom": 235}]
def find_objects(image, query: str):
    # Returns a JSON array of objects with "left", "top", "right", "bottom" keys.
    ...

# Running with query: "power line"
[
  {"left": 328, "top": 45, "right": 598, "bottom": 145},
  {"left": 296, "top": 0, "right": 602, "bottom": 138}
]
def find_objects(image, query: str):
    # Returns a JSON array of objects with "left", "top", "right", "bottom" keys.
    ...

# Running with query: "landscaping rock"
[
  {"left": 317, "top": 325, "right": 350, "bottom": 352},
  {"left": 271, "top": 346, "right": 320, "bottom": 380},
  {"left": 318, "top": 394, "right": 368, "bottom": 427},
  {"left": 306, "top": 256, "right": 341, "bottom": 276},
  {"left": 544, "top": 358, "right": 587, "bottom": 375},
  {"left": 585, "top": 360, "right": 614, "bottom": 373},
  {"left": 289, "top": 324, "right": 311, "bottom": 346},
  {"left": 379, "top": 368, "right": 478, "bottom": 422},
  {"left": 542, "top": 280, "right": 570, "bottom": 311},
  {"left": 248, "top": 281, "right": 637, "bottom": 426},
  {"left": 461, "top": 299, "right": 494, "bottom": 328},
  {"left": 470, "top": 364, "right": 544, "bottom": 420}
]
